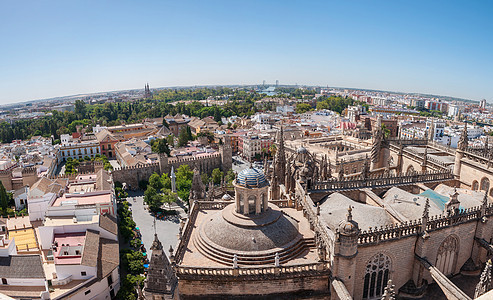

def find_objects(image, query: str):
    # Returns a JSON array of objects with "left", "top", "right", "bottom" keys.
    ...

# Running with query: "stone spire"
[
  {"left": 338, "top": 163, "right": 345, "bottom": 181},
  {"left": 362, "top": 154, "right": 370, "bottom": 179},
  {"left": 190, "top": 168, "right": 206, "bottom": 201},
  {"left": 421, "top": 146, "right": 428, "bottom": 169},
  {"left": 371, "top": 116, "right": 384, "bottom": 168},
  {"left": 170, "top": 166, "right": 176, "bottom": 193},
  {"left": 483, "top": 190, "right": 489, "bottom": 207},
  {"left": 458, "top": 123, "right": 469, "bottom": 151},
  {"left": 485, "top": 137, "right": 489, "bottom": 155},
  {"left": 474, "top": 260, "right": 493, "bottom": 298},
  {"left": 275, "top": 126, "right": 286, "bottom": 186},
  {"left": 144, "top": 234, "right": 177, "bottom": 298},
  {"left": 422, "top": 198, "right": 430, "bottom": 220},
  {"left": 327, "top": 161, "right": 332, "bottom": 179}
]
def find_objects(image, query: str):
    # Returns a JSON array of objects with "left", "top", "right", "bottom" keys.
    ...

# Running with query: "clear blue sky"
[{"left": 1, "top": 0, "right": 492, "bottom": 104}]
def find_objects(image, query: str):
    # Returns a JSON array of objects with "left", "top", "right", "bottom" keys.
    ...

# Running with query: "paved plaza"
[{"left": 127, "top": 191, "right": 181, "bottom": 255}]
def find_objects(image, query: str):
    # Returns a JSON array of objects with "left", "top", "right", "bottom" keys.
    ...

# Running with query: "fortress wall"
[
  {"left": 112, "top": 153, "right": 227, "bottom": 188},
  {"left": 112, "top": 163, "right": 160, "bottom": 188}
]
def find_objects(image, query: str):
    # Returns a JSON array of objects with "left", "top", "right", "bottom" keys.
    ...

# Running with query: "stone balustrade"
[
  {"left": 310, "top": 170, "right": 453, "bottom": 192},
  {"left": 358, "top": 204, "right": 492, "bottom": 246},
  {"left": 175, "top": 262, "right": 327, "bottom": 279}
]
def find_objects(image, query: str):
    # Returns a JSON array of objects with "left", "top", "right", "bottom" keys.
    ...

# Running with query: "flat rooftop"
[
  {"left": 52, "top": 192, "right": 112, "bottom": 207},
  {"left": 53, "top": 232, "right": 86, "bottom": 265},
  {"left": 44, "top": 214, "right": 98, "bottom": 227}
]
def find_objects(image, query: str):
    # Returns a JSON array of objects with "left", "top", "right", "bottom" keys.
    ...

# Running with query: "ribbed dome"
[{"left": 237, "top": 167, "right": 267, "bottom": 187}]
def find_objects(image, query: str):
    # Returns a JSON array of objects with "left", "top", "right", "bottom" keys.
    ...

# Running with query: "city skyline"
[{"left": 1, "top": 0, "right": 492, "bottom": 104}]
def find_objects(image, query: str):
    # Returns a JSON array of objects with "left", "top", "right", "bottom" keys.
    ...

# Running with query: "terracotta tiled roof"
[
  {"left": 81, "top": 230, "right": 100, "bottom": 267},
  {"left": 97, "top": 238, "right": 119, "bottom": 279},
  {"left": 99, "top": 214, "right": 117, "bottom": 235}
]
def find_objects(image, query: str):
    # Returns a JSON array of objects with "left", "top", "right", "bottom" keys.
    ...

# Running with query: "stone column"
[
  {"left": 255, "top": 194, "right": 261, "bottom": 215},
  {"left": 453, "top": 150, "right": 463, "bottom": 179}
]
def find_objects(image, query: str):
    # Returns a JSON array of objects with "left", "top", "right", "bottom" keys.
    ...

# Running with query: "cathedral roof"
[
  {"left": 319, "top": 193, "right": 395, "bottom": 231},
  {"left": 236, "top": 167, "right": 267, "bottom": 187}
]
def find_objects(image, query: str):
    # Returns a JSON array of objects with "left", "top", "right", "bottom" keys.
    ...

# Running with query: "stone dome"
[
  {"left": 194, "top": 203, "right": 306, "bottom": 265},
  {"left": 296, "top": 146, "right": 308, "bottom": 154},
  {"left": 236, "top": 167, "right": 267, "bottom": 187},
  {"left": 201, "top": 204, "right": 300, "bottom": 252}
]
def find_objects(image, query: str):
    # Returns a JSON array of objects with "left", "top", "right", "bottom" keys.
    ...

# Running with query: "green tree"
[
  {"left": 176, "top": 165, "right": 193, "bottom": 203},
  {"left": 225, "top": 169, "right": 236, "bottom": 185},
  {"left": 144, "top": 186, "right": 163, "bottom": 212},
  {"left": 295, "top": 103, "right": 312, "bottom": 114},
  {"left": 161, "top": 189, "right": 175, "bottom": 209},
  {"left": 149, "top": 173, "right": 163, "bottom": 190},
  {"left": 161, "top": 173, "right": 171, "bottom": 190},
  {"left": 0, "top": 182, "right": 8, "bottom": 210},
  {"left": 211, "top": 168, "right": 223, "bottom": 185},
  {"left": 166, "top": 134, "right": 174, "bottom": 147},
  {"left": 74, "top": 100, "right": 87, "bottom": 119},
  {"left": 178, "top": 127, "right": 190, "bottom": 147},
  {"left": 151, "top": 138, "right": 170, "bottom": 156},
  {"left": 201, "top": 173, "right": 210, "bottom": 185}
]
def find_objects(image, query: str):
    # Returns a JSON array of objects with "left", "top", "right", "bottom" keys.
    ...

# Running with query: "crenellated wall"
[{"left": 112, "top": 150, "right": 231, "bottom": 188}]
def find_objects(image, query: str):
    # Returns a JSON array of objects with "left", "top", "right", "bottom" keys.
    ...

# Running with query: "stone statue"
[
  {"left": 233, "top": 254, "right": 238, "bottom": 269},
  {"left": 275, "top": 252, "right": 280, "bottom": 267},
  {"left": 381, "top": 279, "right": 396, "bottom": 300},
  {"left": 371, "top": 116, "right": 384, "bottom": 166}
]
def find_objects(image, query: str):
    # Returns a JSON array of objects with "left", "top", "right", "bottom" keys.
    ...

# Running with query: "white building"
[
  {"left": 59, "top": 140, "right": 100, "bottom": 161},
  {"left": 448, "top": 105, "right": 461, "bottom": 118}
]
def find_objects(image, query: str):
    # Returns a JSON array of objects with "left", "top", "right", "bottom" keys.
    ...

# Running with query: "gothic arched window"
[
  {"left": 436, "top": 235, "right": 459, "bottom": 276},
  {"left": 363, "top": 253, "right": 391, "bottom": 299},
  {"left": 480, "top": 177, "right": 490, "bottom": 192},
  {"left": 472, "top": 180, "right": 479, "bottom": 191}
]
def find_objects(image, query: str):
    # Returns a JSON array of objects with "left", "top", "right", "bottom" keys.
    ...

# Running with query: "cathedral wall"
[
  {"left": 459, "top": 161, "right": 493, "bottom": 194},
  {"left": 353, "top": 236, "right": 417, "bottom": 299},
  {"left": 422, "top": 221, "right": 477, "bottom": 278},
  {"left": 353, "top": 220, "right": 477, "bottom": 299},
  {"left": 400, "top": 155, "right": 422, "bottom": 175},
  {"left": 177, "top": 274, "right": 330, "bottom": 298}
]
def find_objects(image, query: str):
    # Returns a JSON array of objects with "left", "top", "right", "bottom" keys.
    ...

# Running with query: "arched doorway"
[
  {"left": 436, "top": 235, "right": 459, "bottom": 276},
  {"left": 363, "top": 253, "right": 391, "bottom": 299}
]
